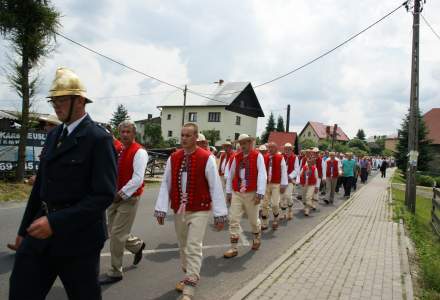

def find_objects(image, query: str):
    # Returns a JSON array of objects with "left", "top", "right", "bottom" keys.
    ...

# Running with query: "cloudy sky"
[{"left": 0, "top": 0, "right": 439, "bottom": 138}]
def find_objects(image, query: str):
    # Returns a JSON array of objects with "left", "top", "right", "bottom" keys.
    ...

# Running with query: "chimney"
[
  {"left": 148, "top": 114, "right": 152, "bottom": 120},
  {"left": 217, "top": 79, "right": 224, "bottom": 85}
]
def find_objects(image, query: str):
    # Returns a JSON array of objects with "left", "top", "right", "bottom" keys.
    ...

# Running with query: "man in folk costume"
[
  {"left": 261, "top": 142, "right": 288, "bottom": 230},
  {"left": 322, "top": 152, "right": 342, "bottom": 204},
  {"left": 100, "top": 121, "right": 148, "bottom": 284},
  {"left": 224, "top": 134, "right": 267, "bottom": 258},
  {"left": 154, "top": 123, "right": 227, "bottom": 300},
  {"left": 299, "top": 151, "right": 320, "bottom": 216},
  {"left": 312, "top": 147, "right": 323, "bottom": 208},
  {"left": 218, "top": 141, "right": 235, "bottom": 190},
  {"left": 196, "top": 133, "right": 210, "bottom": 152},
  {"left": 280, "top": 143, "right": 299, "bottom": 221},
  {"left": 258, "top": 144, "right": 268, "bottom": 156}
]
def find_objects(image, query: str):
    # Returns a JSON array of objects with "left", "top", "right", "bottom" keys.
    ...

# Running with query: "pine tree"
[
  {"left": 356, "top": 129, "right": 366, "bottom": 141},
  {"left": 110, "top": 104, "right": 130, "bottom": 130},
  {"left": 276, "top": 115, "right": 285, "bottom": 132},
  {"left": 396, "top": 109, "right": 432, "bottom": 173},
  {"left": 260, "top": 112, "right": 276, "bottom": 143}
]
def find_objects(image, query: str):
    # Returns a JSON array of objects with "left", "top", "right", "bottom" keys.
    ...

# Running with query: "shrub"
[{"left": 416, "top": 175, "right": 435, "bottom": 187}]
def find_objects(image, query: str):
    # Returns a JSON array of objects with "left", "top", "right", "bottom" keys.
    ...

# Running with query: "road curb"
[{"left": 229, "top": 181, "right": 369, "bottom": 300}]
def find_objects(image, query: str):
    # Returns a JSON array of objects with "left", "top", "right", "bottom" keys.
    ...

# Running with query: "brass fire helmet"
[{"left": 47, "top": 67, "right": 93, "bottom": 103}]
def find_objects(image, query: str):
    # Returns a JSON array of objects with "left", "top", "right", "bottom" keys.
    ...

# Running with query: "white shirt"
[
  {"left": 286, "top": 155, "right": 300, "bottom": 181},
  {"left": 64, "top": 113, "right": 88, "bottom": 135},
  {"left": 322, "top": 158, "right": 342, "bottom": 180},
  {"left": 225, "top": 152, "right": 267, "bottom": 196},
  {"left": 155, "top": 155, "right": 227, "bottom": 217},
  {"left": 119, "top": 148, "right": 149, "bottom": 199}
]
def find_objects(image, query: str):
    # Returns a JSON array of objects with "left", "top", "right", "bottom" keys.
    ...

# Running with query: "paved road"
[{"left": 0, "top": 176, "right": 376, "bottom": 300}]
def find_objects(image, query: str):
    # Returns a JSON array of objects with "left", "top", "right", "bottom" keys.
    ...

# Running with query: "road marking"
[{"left": 100, "top": 243, "right": 248, "bottom": 257}]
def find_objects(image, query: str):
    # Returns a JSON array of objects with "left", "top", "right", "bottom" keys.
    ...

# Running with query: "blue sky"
[{"left": 0, "top": 0, "right": 439, "bottom": 137}]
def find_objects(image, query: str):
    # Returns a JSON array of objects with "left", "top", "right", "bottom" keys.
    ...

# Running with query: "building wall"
[
  {"left": 160, "top": 106, "right": 258, "bottom": 146},
  {"left": 299, "top": 124, "right": 320, "bottom": 144},
  {"left": 385, "top": 138, "right": 398, "bottom": 153}
]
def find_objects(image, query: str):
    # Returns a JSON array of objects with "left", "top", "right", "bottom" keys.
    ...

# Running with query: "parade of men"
[
  {"left": 261, "top": 142, "right": 287, "bottom": 230},
  {"left": 99, "top": 121, "right": 149, "bottom": 285},
  {"left": 154, "top": 123, "right": 227, "bottom": 300},
  {"left": 281, "top": 143, "right": 299, "bottom": 220},
  {"left": 8, "top": 68, "right": 117, "bottom": 300},
  {"left": 224, "top": 134, "right": 267, "bottom": 258}
]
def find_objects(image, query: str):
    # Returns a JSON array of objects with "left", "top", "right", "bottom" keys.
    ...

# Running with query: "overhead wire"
[{"left": 421, "top": 14, "right": 440, "bottom": 42}]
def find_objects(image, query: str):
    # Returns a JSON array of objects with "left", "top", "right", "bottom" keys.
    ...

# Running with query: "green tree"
[
  {"left": 356, "top": 129, "right": 366, "bottom": 141},
  {"left": 319, "top": 140, "right": 330, "bottom": 151},
  {"left": 300, "top": 138, "right": 317, "bottom": 150},
  {"left": 260, "top": 112, "right": 276, "bottom": 143},
  {"left": 276, "top": 115, "right": 285, "bottom": 132},
  {"left": 334, "top": 142, "right": 350, "bottom": 154},
  {"left": 0, "top": 0, "right": 60, "bottom": 181},
  {"left": 396, "top": 109, "right": 432, "bottom": 173},
  {"left": 202, "top": 129, "right": 220, "bottom": 146},
  {"left": 143, "top": 123, "right": 163, "bottom": 147},
  {"left": 348, "top": 138, "right": 370, "bottom": 153},
  {"left": 110, "top": 104, "right": 130, "bottom": 130}
]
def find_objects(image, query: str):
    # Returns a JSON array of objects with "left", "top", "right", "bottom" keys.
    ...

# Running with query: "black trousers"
[
  {"left": 360, "top": 168, "right": 368, "bottom": 183},
  {"left": 343, "top": 176, "right": 354, "bottom": 197},
  {"left": 9, "top": 250, "right": 101, "bottom": 300},
  {"left": 381, "top": 169, "right": 387, "bottom": 178}
]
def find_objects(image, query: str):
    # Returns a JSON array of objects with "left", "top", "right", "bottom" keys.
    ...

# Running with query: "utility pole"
[
  {"left": 331, "top": 124, "right": 338, "bottom": 150},
  {"left": 181, "top": 84, "right": 187, "bottom": 127},
  {"left": 286, "top": 104, "right": 291, "bottom": 132},
  {"left": 405, "top": 0, "right": 421, "bottom": 214}
]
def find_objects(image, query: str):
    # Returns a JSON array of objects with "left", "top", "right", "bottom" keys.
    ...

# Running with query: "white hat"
[
  {"left": 284, "top": 143, "right": 293, "bottom": 148},
  {"left": 236, "top": 133, "right": 254, "bottom": 143},
  {"left": 197, "top": 133, "right": 206, "bottom": 142},
  {"left": 259, "top": 145, "right": 267, "bottom": 151},
  {"left": 312, "top": 147, "right": 319, "bottom": 152},
  {"left": 222, "top": 141, "right": 232, "bottom": 146}
]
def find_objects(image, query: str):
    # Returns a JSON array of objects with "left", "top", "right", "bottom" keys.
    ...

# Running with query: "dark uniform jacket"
[{"left": 17, "top": 115, "right": 117, "bottom": 256}]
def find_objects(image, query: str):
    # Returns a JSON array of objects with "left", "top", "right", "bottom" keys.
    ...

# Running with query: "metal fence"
[{"left": 432, "top": 187, "right": 440, "bottom": 238}]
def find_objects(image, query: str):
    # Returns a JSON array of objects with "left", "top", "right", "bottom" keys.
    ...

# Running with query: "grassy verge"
[
  {"left": 392, "top": 169, "right": 406, "bottom": 184},
  {"left": 392, "top": 188, "right": 440, "bottom": 299},
  {"left": 0, "top": 181, "right": 32, "bottom": 202}
]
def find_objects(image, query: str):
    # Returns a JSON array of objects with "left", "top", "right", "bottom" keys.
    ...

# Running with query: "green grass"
[
  {"left": 392, "top": 188, "right": 440, "bottom": 299},
  {"left": 0, "top": 181, "right": 32, "bottom": 202},
  {"left": 392, "top": 169, "right": 406, "bottom": 184}
]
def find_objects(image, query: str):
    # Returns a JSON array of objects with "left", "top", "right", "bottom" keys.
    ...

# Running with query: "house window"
[
  {"left": 167, "top": 114, "right": 171, "bottom": 120},
  {"left": 308, "top": 132, "right": 311, "bottom": 137},
  {"left": 188, "top": 112, "right": 197, "bottom": 122},
  {"left": 235, "top": 116, "right": 241, "bottom": 125},
  {"left": 235, "top": 133, "right": 240, "bottom": 140},
  {"left": 168, "top": 130, "right": 172, "bottom": 137},
  {"left": 208, "top": 112, "right": 221, "bottom": 122}
]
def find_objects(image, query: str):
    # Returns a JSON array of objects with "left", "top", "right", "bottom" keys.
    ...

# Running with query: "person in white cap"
[
  {"left": 196, "top": 133, "right": 210, "bottom": 152},
  {"left": 322, "top": 151, "right": 342, "bottom": 204},
  {"left": 224, "top": 134, "right": 267, "bottom": 258},
  {"left": 218, "top": 141, "right": 235, "bottom": 190},
  {"left": 261, "top": 142, "right": 287, "bottom": 230},
  {"left": 154, "top": 123, "right": 227, "bottom": 300},
  {"left": 258, "top": 144, "right": 268, "bottom": 156},
  {"left": 299, "top": 150, "right": 320, "bottom": 216},
  {"left": 281, "top": 143, "right": 299, "bottom": 220}
]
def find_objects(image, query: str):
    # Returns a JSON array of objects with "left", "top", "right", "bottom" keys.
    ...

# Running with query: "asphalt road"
[{"left": 0, "top": 177, "right": 374, "bottom": 300}]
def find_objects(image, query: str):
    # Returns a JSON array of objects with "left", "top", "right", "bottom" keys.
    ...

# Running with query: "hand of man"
[
  {"left": 27, "top": 217, "right": 53, "bottom": 239},
  {"left": 7, "top": 235, "right": 23, "bottom": 251},
  {"left": 114, "top": 194, "right": 123, "bottom": 203},
  {"left": 314, "top": 187, "right": 318, "bottom": 193},
  {"left": 253, "top": 196, "right": 261, "bottom": 205},
  {"left": 226, "top": 193, "right": 232, "bottom": 204},
  {"left": 157, "top": 216, "right": 165, "bottom": 225},
  {"left": 215, "top": 222, "right": 225, "bottom": 231}
]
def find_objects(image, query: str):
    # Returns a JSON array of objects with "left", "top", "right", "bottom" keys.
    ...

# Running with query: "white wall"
[
  {"left": 160, "top": 106, "right": 258, "bottom": 146},
  {"left": 299, "top": 124, "right": 320, "bottom": 143}
]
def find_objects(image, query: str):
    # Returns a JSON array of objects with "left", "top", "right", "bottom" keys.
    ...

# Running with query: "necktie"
[{"left": 57, "top": 127, "right": 68, "bottom": 147}]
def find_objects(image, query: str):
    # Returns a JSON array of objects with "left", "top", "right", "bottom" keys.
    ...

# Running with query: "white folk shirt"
[
  {"left": 287, "top": 155, "right": 300, "bottom": 182},
  {"left": 301, "top": 163, "right": 320, "bottom": 188},
  {"left": 322, "top": 158, "right": 342, "bottom": 181},
  {"left": 155, "top": 155, "right": 227, "bottom": 217},
  {"left": 225, "top": 152, "right": 267, "bottom": 197},
  {"left": 119, "top": 148, "right": 149, "bottom": 199}
]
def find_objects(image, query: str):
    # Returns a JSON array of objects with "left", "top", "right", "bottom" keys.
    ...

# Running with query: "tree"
[
  {"left": 318, "top": 140, "right": 330, "bottom": 151},
  {"left": 396, "top": 109, "right": 432, "bottom": 173},
  {"left": 348, "top": 138, "right": 370, "bottom": 153},
  {"left": 334, "top": 142, "right": 350, "bottom": 154},
  {"left": 1, "top": 0, "right": 60, "bottom": 181},
  {"left": 202, "top": 129, "right": 220, "bottom": 146},
  {"left": 143, "top": 123, "right": 163, "bottom": 147},
  {"left": 300, "top": 138, "right": 317, "bottom": 150},
  {"left": 110, "top": 104, "right": 130, "bottom": 131},
  {"left": 276, "top": 115, "right": 285, "bottom": 132},
  {"left": 260, "top": 112, "right": 276, "bottom": 143},
  {"left": 356, "top": 129, "right": 366, "bottom": 141}
]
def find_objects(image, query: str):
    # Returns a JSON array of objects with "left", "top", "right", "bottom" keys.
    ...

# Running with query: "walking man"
[
  {"left": 380, "top": 157, "right": 388, "bottom": 178},
  {"left": 99, "top": 121, "right": 148, "bottom": 285},
  {"left": 299, "top": 151, "right": 320, "bottom": 216},
  {"left": 342, "top": 152, "right": 357, "bottom": 198},
  {"left": 9, "top": 67, "right": 117, "bottom": 300},
  {"left": 262, "top": 142, "right": 287, "bottom": 230},
  {"left": 154, "top": 123, "right": 227, "bottom": 300},
  {"left": 224, "top": 134, "right": 267, "bottom": 258},
  {"left": 281, "top": 143, "right": 299, "bottom": 220},
  {"left": 218, "top": 141, "right": 235, "bottom": 190},
  {"left": 322, "top": 152, "right": 341, "bottom": 204}
]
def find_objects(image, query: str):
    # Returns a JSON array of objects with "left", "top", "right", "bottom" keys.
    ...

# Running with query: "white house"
[{"left": 157, "top": 81, "right": 264, "bottom": 146}]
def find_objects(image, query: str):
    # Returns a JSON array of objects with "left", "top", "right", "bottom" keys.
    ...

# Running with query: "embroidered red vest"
[
  {"left": 316, "top": 156, "right": 323, "bottom": 178},
  {"left": 326, "top": 159, "right": 339, "bottom": 178},
  {"left": 300, "top": 165, "right": 317, "bottom": 186},
  {"left": 114, "top": 138, "right": 123, "bottom": 154},
  {"left": 284, "top": 154, "right": 297, "bottom": 174},
  {"left": 232, "top": 150, "right": 259, "bottom": 192},
  {"left": 117, "top": 142, "right": 144, "bottom": 196},
  {"left": 170, "top": 148, "right": 212, "bottom": 213},
  {"left": 264, "top": 153, "right": 283, "bottom": 184},
  {"left": 218, "top": 151, "right": 235, "bottom": 176}
]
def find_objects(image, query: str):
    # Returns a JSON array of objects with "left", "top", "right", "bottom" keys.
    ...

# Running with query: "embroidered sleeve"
[
  {"left": 214, "top": 215, "right": 228, "bottom": 226},
  {"left": 154, "top": 210, "right": 166, "bottom": 218}
]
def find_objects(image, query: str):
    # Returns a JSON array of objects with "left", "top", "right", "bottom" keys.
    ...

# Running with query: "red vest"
[
  {"left": 264, "top": 153, "right": 283, "bottom": 184},
  {"left": 300, "top": 164, "right": 317, "bottom": 186},
  {"left": 326, "top": 159, "right": 339, "bottom": 178},
  {"left": 232, "top": 150, "right": 259, "bottom": 192},
  {"left": 316, "top": 156, "right": 323, "bottom": 178},
  {"left": 114, "top": 139, "right": 123, "bottom": 154},
  {"left": 219, "top": 151, "right": 235, "bottom": 176},
  {"left": 301, "top": 156, "right": 307, "bottom": 168},
  {"left": 284, "top": 153, "right": 297, "bottom": 175},
  {"left": 170, "top": 148, "right": 212, "bottom": 213},
  {"left": 117, "top": 142, "right": 145, "bottom": 196}
]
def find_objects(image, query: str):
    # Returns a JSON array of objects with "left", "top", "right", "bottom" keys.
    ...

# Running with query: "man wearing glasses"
[{"left": 9, "top": 67, "right": 117, "bottom": 300}]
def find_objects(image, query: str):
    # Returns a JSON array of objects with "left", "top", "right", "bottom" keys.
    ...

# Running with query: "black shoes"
[
  {"left": 133, "top": 242, "right": 146, "bottom": 265},
  {"left": 99, "top": 275, "right": 123, "bottom": 285}
]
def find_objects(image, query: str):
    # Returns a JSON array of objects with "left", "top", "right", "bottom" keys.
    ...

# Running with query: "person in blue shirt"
[{"left": 341, "top": 152, "right": 357, "bottom": 198}]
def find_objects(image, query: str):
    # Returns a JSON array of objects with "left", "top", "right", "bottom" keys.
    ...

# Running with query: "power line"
[{"left": 421, "top": 14, "right": 440, "bottom": 41}]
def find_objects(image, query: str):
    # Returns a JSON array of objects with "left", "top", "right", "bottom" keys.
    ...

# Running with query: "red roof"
[
  {"left": 268, "top": 132, "right": 297, "bottom": 148},
  {"left": 300, "top": 121, "right": 350, "bottom": 141},
  {"left": 423, "top": 108, "right": 440, "bottom": 145}
]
